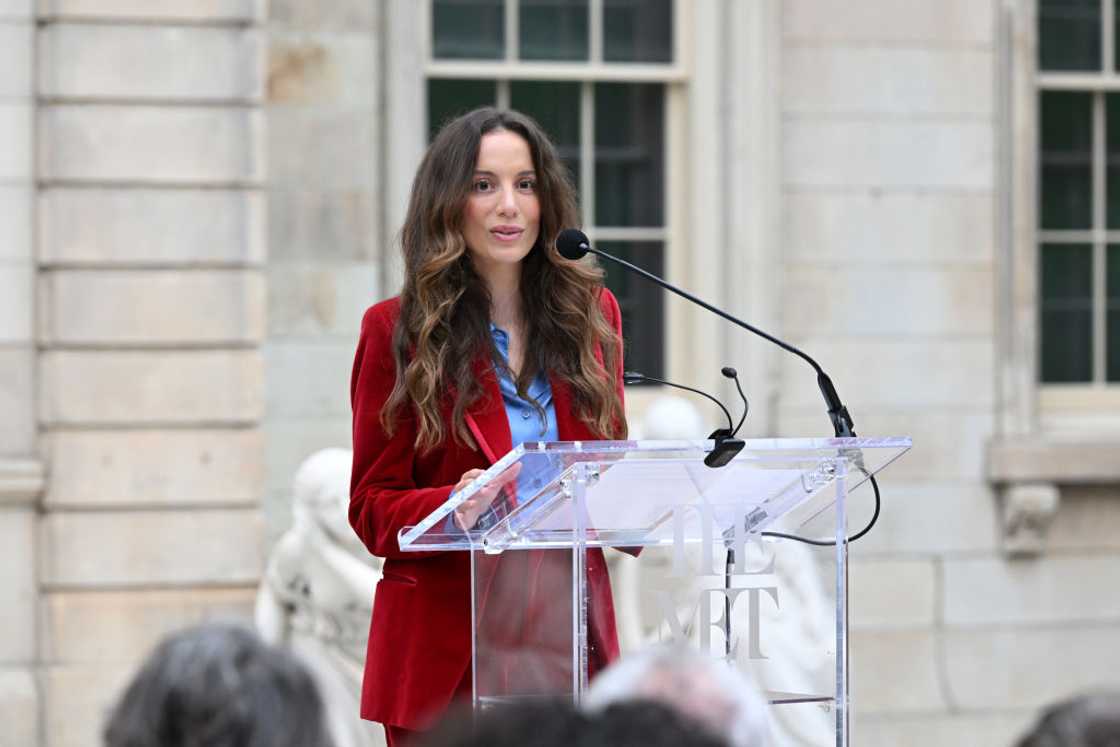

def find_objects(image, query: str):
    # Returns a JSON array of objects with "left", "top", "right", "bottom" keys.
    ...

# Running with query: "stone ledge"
[
  {"left": 0, "top": 457, "right": 43, "bottom": 506},
  {"left": 987, "top": 435, "right": 1120, "bottom": 484}
]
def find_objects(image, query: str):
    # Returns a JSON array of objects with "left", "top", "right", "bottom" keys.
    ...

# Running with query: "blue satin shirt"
[{"left": 490, "top": 323, "right": 558, "bottom": 446}]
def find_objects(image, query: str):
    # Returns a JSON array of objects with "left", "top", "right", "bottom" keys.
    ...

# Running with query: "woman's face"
[{"left": 461, "top": 128, "right": 541, "bottom": 275}]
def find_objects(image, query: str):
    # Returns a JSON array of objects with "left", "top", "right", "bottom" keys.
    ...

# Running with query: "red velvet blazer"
[{"left": 349, "top": 290, "right": 626, "bottom": 729}]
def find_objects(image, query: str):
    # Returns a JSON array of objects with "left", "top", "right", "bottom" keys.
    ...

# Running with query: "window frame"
[
  {"left": 989, "top": 0, "right": 1120, "bottom": 500},
  {"left": 1006, "top": 0, "right": 1120, "bottom": 435},
  {"left": 423, "top": 0, "right": 686, "bottom": 383}
]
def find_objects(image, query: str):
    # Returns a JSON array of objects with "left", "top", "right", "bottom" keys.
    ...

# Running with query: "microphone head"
[
  {"left": 623, "top": 370, "right": 645, "bottom": 385},
  {"left": 721, "top": 366, "right": 738, "bottom": 379},
  {"left": 556, "top": 228, "right": 590, "bottom": 260}
]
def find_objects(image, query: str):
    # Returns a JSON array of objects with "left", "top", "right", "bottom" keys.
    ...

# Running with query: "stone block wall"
[
  {"left": 34, "top": 3, "right": 267, "bottom": 746},
  {"left": 263, "top": 0, "right": 380, "bottom": 544},
  {"left": 780, "top": 1, "right": 1120, "bottom": 744}
]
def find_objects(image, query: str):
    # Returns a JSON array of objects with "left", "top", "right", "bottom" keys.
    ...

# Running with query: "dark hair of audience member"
[
  {"left": 1016, "top": 692, "right": 1120, "bottom": 747},
  {"left": 103, "top": 621, "right": 333, "bottom": 747},
  {"left": 417, "top": 698, "right": 729, "bottom": 747}
]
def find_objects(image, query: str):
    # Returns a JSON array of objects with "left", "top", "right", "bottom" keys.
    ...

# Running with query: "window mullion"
[
  {"left": 1094, "top": 91, "right": 1108, "bottom": 382},
  {"left": 580, "top": 81, "right": 595, "bottom": 230},
  {"left": 1096, "top": 241, "right": 1108, "bottom": 384},
  {"left": 497, "top": 79, "right": 511, "bottom": 109},
  {"left": 506, "top": 0, "right": 518, "bottom": 62},
  {"left": 1105, "top": 0, "right": 1115, "bottom": 73},
  {"left": 589, "top": 0, "right": 604, "bottom": 64}
]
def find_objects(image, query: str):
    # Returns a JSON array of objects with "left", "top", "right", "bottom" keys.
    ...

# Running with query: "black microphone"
[
  {"left": 624, "top": 370, "right": 745, "bottom": 468},
  {"left": 557, "top": 228, "right": 856, "bottom": 438}
]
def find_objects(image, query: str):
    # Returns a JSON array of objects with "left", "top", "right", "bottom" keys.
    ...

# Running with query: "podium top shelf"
[{"left": 398, "top": 436, "right": 911, "bottom": 554}]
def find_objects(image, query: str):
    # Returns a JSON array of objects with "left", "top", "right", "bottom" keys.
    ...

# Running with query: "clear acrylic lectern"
[{"left": 398, "top": 436, "right": 910, "bottom": 747}]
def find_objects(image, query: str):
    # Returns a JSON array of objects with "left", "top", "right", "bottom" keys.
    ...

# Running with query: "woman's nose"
[{"left": 496, "top": 185, "right": 518, "bottom": 216}]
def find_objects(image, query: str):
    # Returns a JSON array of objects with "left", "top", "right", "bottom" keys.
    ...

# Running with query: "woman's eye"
[
  {"left": 473, "top": 179, "right": 493, "bottom": 192},
  {"left": 518, "top": 179, "right": 537, "bottom": 191}
]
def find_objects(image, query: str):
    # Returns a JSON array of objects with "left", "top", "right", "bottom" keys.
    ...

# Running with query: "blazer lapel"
[
  {"left": 464, "top": 355, "right": 512, "bottom": 465},
  {"left": 550, "top": 374, "right": 596, "bottom": 442}
]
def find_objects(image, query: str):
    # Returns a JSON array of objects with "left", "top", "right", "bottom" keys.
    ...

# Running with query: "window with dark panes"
[
  {"left": 1037, "top": 0, "right": 1120, "bottom": 384},
  {"left": 428, "top": 0, "right": 674, "bottom": 380}
]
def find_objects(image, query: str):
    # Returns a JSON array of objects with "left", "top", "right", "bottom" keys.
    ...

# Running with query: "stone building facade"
[{"left": 1, "top": 1, "right": 1118, "bottom": 746}]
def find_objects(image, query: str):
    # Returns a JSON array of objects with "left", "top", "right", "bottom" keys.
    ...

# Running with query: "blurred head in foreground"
[
  {"left": 582, "top": 645, "right": 770, "bottom": 747},
  {"left": 1016, "top": 692, "right": 1120, "bottom": 747},
  {"left": 418, "top": 698, "right": 729, "bottom": 747},
  {"left": 103, "top": 621, "right": 333, "bottom": 747}
]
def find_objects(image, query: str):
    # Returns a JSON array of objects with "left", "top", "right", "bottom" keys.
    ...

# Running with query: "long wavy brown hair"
[{"left": 381, "top": 107, "right": 626, "bottom": 451}]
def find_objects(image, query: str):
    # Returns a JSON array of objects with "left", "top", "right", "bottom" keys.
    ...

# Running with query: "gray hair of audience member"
[
  {"left": 582, "top": 646, "right": 770, "bottom": 747},
  {"left": 103, "top": 621, "right": 333, "bottom": 747},
  {"left": 1016, "top": 691, "right": 1120, "bottom": 747}
]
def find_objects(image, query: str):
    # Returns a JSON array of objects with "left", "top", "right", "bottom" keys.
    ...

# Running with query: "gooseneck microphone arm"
[
  {"left": 722, "top": 367, "right": 750, "bottom": 438},
  {"left": 557, "top": 229, "right": 856, "bottom": 438}
]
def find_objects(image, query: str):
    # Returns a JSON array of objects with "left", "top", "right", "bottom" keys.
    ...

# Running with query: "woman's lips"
[{"left": 490, "top": 226, "right": 524, "bottom": 242}]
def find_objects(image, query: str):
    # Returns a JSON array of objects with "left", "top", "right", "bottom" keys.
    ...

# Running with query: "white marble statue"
[{"left": 256, "top": 447, "right": 385, "bottom": 747}]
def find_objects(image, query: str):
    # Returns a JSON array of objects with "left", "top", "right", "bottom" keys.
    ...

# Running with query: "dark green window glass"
[
  {"left": 427, "top": 79, "right": 497, "bottom": 141},
  {"left": 511, "top": 81, "right": 581, "bottom": 195},
  {"left": 600, "top": 241, "right": 664, "bottom": 379},
  {"left": 1115, "top": 0, "right": 1120, "bottom": 71},
  {"left": 1038, "top": 0, "right": 1101, "bottom": 71},
  {"left": 1040, "top": 91, "right": 1093, "bottom": 230},
  {"left": 594, "top": 83, "right": 664, "bottom": 226},
  {"left": 1108, "top": 95, "right": 1120, "bottom": 228},
  {"left": 1108, "top": 245, "right": 1120, "bottom": 380},
  {"left": 604, "top": 0, "right": 672, "bottom": 63},
  {"left": 432, "top": 0, "right": 504, "bottom": 60},
  {"left": 519, "top": 0, "right": 589, "bottom": 61},
  {"left": 1040, "top": 244, "right": 1094, "bottom": 382}
]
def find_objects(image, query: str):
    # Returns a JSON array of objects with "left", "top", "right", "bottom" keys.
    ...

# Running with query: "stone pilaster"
[
  {"left": 0, "top": 1, "right": 42, "bottom": 745},
  {"left": 264, "top": 0, "right": 380, "bottom": 545},
  {"left": 35, "top": 2, "right": 267, "bottom": 746}
]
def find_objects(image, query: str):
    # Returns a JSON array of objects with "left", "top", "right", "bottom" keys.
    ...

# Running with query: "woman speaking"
[{"left": 348, "top": 107, "right": 627, "bottom": 745}]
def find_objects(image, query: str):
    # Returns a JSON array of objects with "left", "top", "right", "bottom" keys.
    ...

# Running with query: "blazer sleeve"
[{"left": 349, "top": 304, "right": 454, "bottom": 560}]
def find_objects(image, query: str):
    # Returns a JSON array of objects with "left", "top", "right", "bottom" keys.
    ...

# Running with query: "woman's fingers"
[
  {"left": 453, "top": 468, "right": 486, "bottom": 494},
  {"left": 478, "top": 462, "right": 522, "bottom": 502},
  {"left": 454, "top": 463, "right": 524, "bottom": 529}
]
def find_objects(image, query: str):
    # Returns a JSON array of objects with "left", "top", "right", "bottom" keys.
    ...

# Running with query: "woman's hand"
[{"left": 452, "top": 462, "right": 522, "bottom": 531}]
